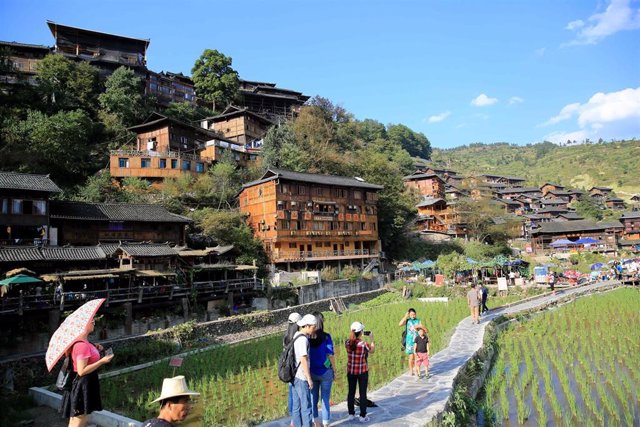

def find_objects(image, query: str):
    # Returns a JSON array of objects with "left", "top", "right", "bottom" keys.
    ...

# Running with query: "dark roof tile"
[
  {"left": 50, "top": 201, "right": 191, "bottom": 223},
  {"left": 242, "top": 168, "right": 384, "bottom": 191},
  {"left": 0, "top": 172, "right": 62, "bottom": 193}
]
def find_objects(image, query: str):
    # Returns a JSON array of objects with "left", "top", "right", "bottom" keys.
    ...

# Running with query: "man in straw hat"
[{"left": 141, "top": 376, "right": 200, "bottom": 426}]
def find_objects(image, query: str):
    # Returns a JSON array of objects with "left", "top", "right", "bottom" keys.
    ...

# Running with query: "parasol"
[
  {"left": 45, "top": 298, "right": 105, "bottom": 372},
  {"left": 0, "top": 274, "right": 42, "bottom": 287}
]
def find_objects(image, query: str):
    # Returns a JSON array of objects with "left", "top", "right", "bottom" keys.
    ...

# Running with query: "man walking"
[
  {"left": 291, "top": 314, "right": 317, "bottom": 427},
  {"left": 480, "top": 283, "right": 489, "bottom": 314}
]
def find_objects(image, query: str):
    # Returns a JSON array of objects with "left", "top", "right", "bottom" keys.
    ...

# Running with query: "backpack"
[
  {"left": 56, "top": 342, "right": 79, "bottom": 391},
  {"left": 400, "top": 323, "right": 408, "bottom": 351},
  {"left": 278, "top": 334, "right": 307, "bottom": 383}
]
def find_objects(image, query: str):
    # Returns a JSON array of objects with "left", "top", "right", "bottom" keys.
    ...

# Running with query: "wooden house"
[
  {"left": 200, "top": 105, "right": 274, "bottom": 147},
  {"left": 238, "top": 169, "right": 383, "bottom": 271},
  {"left": 415, "top": 197, "right": 465, "bottom": 237},
  {"left": 0, "top": 172, "right": 61, "bottom": 246},
  {"left": 620, "top": 211, "right": 640, "bottom": 240},
  {"left": 47, "top": 20, "right": 149, "bottom": 79},
  {"left": 404, "top": 172, "right": 446, "bottom": 199},
  {"left": 540, "top": 182, "right": 565, "bottom": 197},
  {"left": 589, "top": 186, "right": 613, "bottom": 199},
  {"left": 495, "top": 187, "right": 542, "bottom": 200},
  {"left": 605, "top": 197, "right": 626, "bottom": 210},
  {"left": 146, "top": 71, "right": 196, "bottom": 106},
  {"left": 530, "top": 220, "right": 622, "bottom": 253},
  {"left": 479, "top": 174, "right": 526, "bottom": 187},
  {"left": 237, "top": 79, "right": 310, "bottom": 121},
  {"left": 0, "top": 41, "right": 51, "bottom": 85},
  {"left": 49, "top": 201, "right": 191, "bottom": 246}
]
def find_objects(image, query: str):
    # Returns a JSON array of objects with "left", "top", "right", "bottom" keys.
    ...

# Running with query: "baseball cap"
[
  {"left": 350, "top": 321, "right": 364, "bottom": 333},
  {"left": 288, "top": 312, "right": 302, "bottom": 323},
  {"left": 297, "top": 314, "right": 318, "bottom": 327}
]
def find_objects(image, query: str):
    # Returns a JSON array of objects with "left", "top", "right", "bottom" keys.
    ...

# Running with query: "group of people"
[
  {"left": 284, "top": 311, "right": 375, "bottom": 427},
  {"left": 467, "top": 283, "right": 490, "bottom": 325}
]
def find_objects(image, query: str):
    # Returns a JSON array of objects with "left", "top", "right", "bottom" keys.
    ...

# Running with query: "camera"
[{"left": 363, "top": 331, "right": 371, "bottom": 336}]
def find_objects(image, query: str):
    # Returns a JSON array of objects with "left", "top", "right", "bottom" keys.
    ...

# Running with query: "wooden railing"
[
  {"left": 273, "top": 249, "right": 378, "bottom": 261},
  {"left": 0, "top": 278, "right": 258, "bottom": 316},
  {"left": 110, "top": 149, "right": 212, "bottom": 162}
]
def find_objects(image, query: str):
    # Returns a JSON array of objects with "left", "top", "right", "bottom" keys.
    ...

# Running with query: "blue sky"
[{"left": 1, "top": 0, "right": 639, "bottom": 149}]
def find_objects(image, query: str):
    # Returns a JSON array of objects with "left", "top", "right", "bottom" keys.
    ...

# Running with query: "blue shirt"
[{"left": 309, "top": 332, "right": 334, "bottom": 376}]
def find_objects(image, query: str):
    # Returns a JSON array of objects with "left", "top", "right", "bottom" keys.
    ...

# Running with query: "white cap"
[
  {"left": 297, "top": 314, "right": 318, "bottom": 327},
  {"left": 288, "top": 312, "right": 302, "bottom": 323},
  {"left": 350, "top": 321, "right": 364, "bottom": 333}
]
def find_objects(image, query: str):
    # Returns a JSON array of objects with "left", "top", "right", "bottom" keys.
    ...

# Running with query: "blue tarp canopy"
[
  {"left": 575, "top": 237, "right": 601, "bottom": 244},
  {"left": 504, "top": 259, "right": 526, "bottom": 266},
  {"left": 590, "top": 262, "right": 604, "bottom": 270},
  {"left": 466, "top": 257, "right": 479, "bottom": 264},
  {"left": 549, "top": 239, "right": 577, "bottom": 247}
]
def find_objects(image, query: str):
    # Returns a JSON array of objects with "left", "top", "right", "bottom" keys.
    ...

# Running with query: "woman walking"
[
  {"left": 309, "top": 312, "right": 335, "bottom": 427},
  {"left": 399, "top": 308, "right": 422, "bottom": 375},
  {"left": 284, "top": 312, "right": 302, "bottom": 427},
  {"left": 60, "top": 318, "right": 113, "bottom": 427},
  {"left": 346, "top": 321, "right": 375, "bottom": 423},
  {"left": 467, "top": 283, "right": 481, "bottom": 324}
]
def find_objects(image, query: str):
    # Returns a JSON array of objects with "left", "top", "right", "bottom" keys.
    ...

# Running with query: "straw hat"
[{"left": 151, "top": 376, "right": 200, "bottom": 403}]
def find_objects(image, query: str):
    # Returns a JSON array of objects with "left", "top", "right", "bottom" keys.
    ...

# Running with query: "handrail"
[{"left": 110, "top": 149, "right": 212, "bottom": 163}]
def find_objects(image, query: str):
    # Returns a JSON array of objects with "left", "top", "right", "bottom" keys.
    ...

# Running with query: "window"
[
  {"left": 171, "top": 159, "right": 178, "bottom": 169},
  {"left": 182, "top": 160, "right": 191, "bottom": 170},
  {"left": 196, "top": 162, "right": 205, "bottom": 173},
  {"left": 353, "top": 190, "right": 362, "bottom": 200},
  {"left": 280, "top": 220, "right": 290, "bottom": 230},
  {"left": 33, "top": 200, "right": 46, "bottom": 215},
  {"left": 315, "top": 187, "right": 324, "bottom": 196},
  {"left": 141, "top": 158, "right": 151, "bottom": 168},
  {"left": 289, "top": 243, "right": 297, "bottom": 249},
  {"left": 159, "top": 159, "right": 167, "bottom": 169},
  {"left": 298, "top": 185, "right": 306, "bottom": 195},
  {"left": 1, "top": 199, "right": 8, "bottom": 214},
  {"left": 12, "top": 199, "right": 23, "bottom": 214},
  {"left": 119, "top": 158, "right": 129, "bottom": 168},
  {"left": 360, "top": 222, "right": 367, "bottom": 230}
]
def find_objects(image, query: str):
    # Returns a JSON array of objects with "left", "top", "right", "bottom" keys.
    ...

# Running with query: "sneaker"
[
  {"left": 358, "top": 415, "right": 370, "bottom": 423},
  {"left": 347, "top": 414, "right": 356, "bottom": 421}
]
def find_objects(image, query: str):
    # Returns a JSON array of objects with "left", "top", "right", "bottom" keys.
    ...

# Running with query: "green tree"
[
  {"left": 387, "top": 124, "right": 432, "bottom": 159},
  {"left": 35, "top": 54, "right": 100, "bottom": 114},
  {"left": 163, "top": 102, "right": 213, "bottom": 124},
  {"left": 191, "top": 49, "right": 239, "bottom": 111},
  {"left": 574, "top": 195, "right": 603, "bottom": 221},
  {"left": 261, "top": 123, "right": 310, "bottom": 172},
  {"left": 436, "top": 252, "right": 470, "bottom": 279},
  {"left": 98, "top": 66, "right": 147, "bottom": 126}
]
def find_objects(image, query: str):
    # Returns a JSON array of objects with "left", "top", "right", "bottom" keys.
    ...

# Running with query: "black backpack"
[{"left": 278, "top": 334, "right": 307, "bottom": 383}]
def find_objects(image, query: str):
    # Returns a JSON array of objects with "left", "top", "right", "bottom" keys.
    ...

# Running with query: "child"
[{"left": 413, "top": 326, "right": 430, "bottom": 379}]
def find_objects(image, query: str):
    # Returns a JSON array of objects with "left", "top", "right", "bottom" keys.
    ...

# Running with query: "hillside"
[{"left": 429, "top": 139, "right": 640, "bottom": 199}]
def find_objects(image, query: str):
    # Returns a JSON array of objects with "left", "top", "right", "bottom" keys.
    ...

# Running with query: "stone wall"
[
  {"left": 1, "top": 288, "right": 388, "bottom": 392},
  {"left": 298, "top": 276, "right": 385, "bottom": 304}
]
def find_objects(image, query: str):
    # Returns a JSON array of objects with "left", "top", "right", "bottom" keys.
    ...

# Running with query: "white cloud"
[
  {"left": 426, "top": 111, "right": 451, "bottom": 123},
  {"left": 566, "top": 19, "right": 585, "bottom": 30},
  {"left": 535, "top": 47, "right": 546, "bottom": 57},
  {"left": 541, "top": 102, "right": 581, "bottom": 126},
  {"left": 508, "top": 96, "right": 524, "bottom": 105},
  {"left": 565, "top": 0, "right": 640, "bottom": 45},
  {"left": 471, "top": 94, "right": 498, "bottom": 107},
  {"left": 541, "top": 87, "right": 640, "bottom": 143}
]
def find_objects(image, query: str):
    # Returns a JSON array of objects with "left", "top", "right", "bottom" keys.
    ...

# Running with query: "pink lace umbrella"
[{"left": 45, "top": 298, "right": 105, "bottom": 372}]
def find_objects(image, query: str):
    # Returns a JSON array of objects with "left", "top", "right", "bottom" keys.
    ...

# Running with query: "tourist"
[
  {"left": 346, "top": 321, "right": 375, "bottom": 423},
  {"left": 508, "top": 270, "right": 516, "bottom": 287},
  {"left": 291, "top": 314, "right": 317, "bottom": 427},
  {"left": 413, "top": 325, "right": 430, "bottom": 379},
  {"left": 284, "top": 312, "right": 302, "bottom": 426},
  {"left": 467, "top": 283, "right": 481, "bottom": 324},
  {"left": 548, "top": 272, "right": 556, "bottom": 294},
  {"left": 399, "top": 308, "right": 422, "bottom": 375},
  {"left": 142, "top": 376, "right": 200, "bottom": 426},
  {"left": 309, "top": 312, "right": 335, "bottom": 427},
  {"left": 60, "top": 319, "right": 114, "bottom": 427},
  {"left": 480, "top": 283, "right": 489, "bottom": 314}
]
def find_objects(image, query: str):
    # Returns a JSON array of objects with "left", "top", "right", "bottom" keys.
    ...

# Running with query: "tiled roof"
[
  {"left": 50, "top": 201, "right": 191, "bottom": 223},
  {"left": 532, "top": 219, "right": 621, "bottom": 234},
  {"left": 243, "top": 168, "right": 384, "bottom": 191},
  {"left": 535, "top": 207, "right": 569, "bottom": 214},
  {"left": 403, "top": 173, "right": 444, "bottom": 181},
  {"left": 620, "top": 211, "right": 640, "bottom": 219},
  {"left": 0, "top": 172, "right": 62, "bottom": 193},
  {"left": 0, "top": 246, "right": 106, "bottom": 263},
  {"left": 497, "top": 187, "right": 541, "bottom": 194},
  {"left": 541, "top": 198, "right": 567, "bottom": 205},
  {"left": 118, "top": 244, "right": 178, "bottom": 257},
  {"left": 416, "top": 197, "right": 446, "bottom": 208},
  {"left": 557, "top": 212, "right": 584, "bottom": 220}
]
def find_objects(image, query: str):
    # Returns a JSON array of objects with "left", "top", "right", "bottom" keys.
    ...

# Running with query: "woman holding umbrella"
[{"left": 46, "top": 299, "right": 113, "bottom": 427}]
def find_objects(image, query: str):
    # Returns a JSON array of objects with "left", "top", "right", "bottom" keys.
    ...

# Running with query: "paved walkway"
[{"left": 260, "top": 281, "right": 622, "bottom": 427}]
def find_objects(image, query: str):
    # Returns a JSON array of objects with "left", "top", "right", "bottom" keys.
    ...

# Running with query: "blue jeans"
[
  {"left": 288, "top": 382, "right": 294, "bottom": 417},
  {"left": 292, "top": 377, "right": 314, "bottom": 427},
  {"left": 311, "top": 369, "right": 334, "bottom": 425}
]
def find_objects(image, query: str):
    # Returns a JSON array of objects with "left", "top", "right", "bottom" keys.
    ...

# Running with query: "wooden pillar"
[
  {"left": 124, "top": 302, "right": 133, "bottom": 335},
  {"left": 228, "top": 291, "right": 234, "bottom": 312},
  {"left": 48, "top": 309, "right": 61, "bottom": 335},
  {"left": 181, "top": 297, "right": 189, "bottom": 320}
]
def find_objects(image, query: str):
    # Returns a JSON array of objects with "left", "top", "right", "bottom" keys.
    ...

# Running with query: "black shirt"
[
  {"left": 415, "top": 335, "right": 429, "bottom": 353},
  {"left": 141, "top": 418, "right": 175, "bottom": 427}
]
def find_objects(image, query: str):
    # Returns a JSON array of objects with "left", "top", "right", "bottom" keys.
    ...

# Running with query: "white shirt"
[{"left": 293, "top": 331, "right": 309, "bottom": 381}]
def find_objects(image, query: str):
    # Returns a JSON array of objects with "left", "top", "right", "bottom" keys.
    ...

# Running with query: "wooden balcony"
[{"left": 272, "top": 249, "right": 379, "bottom": 263}]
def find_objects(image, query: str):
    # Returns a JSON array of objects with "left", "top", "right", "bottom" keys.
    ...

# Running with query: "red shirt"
[
  {"left": 71, "top": 340, "right": 100, "bottom": 372},
  {"left": 345, "top": 339, "right": 370, "bottom": 375}
]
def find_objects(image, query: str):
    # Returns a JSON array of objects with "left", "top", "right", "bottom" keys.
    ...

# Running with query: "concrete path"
[{"left": 260, "top": 281, "right": 621, "bottom": 427}]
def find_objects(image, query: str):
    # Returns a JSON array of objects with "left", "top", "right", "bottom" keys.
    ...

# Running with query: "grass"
[{"left": 483, "top": 288, "right": 640, "bottom": 426}]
